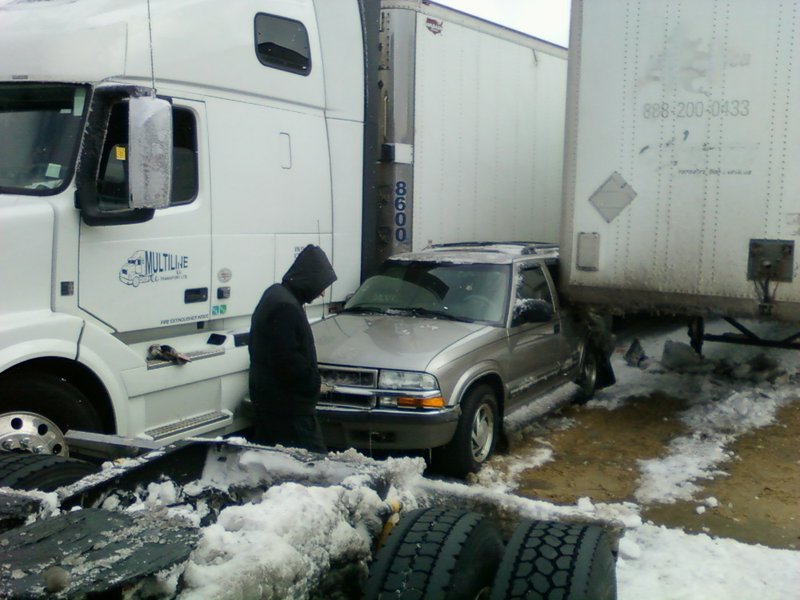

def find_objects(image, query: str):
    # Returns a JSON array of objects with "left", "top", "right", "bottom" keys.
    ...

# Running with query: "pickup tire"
[
  {"left": 364, "top": 507, "right": 504, "bottom": 600},
  {"left": 0, "top": 453, "right": 99, "bottom": 491},
  {"left": 0, "top": 373, "right": 103, "bottom": 456},
  {"left": 490, "top": 520, "right": 617, "bottom": 600},
  {"left": 435, "top": 384, "right": 499, "bottom": 477},
  {"left": 574, "top": 344, "right": 599, "bottom": 404}
]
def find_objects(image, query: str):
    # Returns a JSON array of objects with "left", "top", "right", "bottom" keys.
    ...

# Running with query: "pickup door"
[{"left": 504, "top": 261, "right": 572, "bottom": 409}]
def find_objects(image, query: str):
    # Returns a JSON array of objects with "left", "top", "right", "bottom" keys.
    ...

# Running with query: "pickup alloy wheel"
[
  {"left": 364, "top": 507, "right": 504, "bottom": 600},
  {"left": 0, "top": 373, "right": 103, "bottom": 456},
  {"left": 435, "top": 384, "right": 499, "bottom": 477}
]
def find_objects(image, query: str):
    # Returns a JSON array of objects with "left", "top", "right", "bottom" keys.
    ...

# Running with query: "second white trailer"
[{"left": 561, "top": 0, "right": 800, "bottom": 329}]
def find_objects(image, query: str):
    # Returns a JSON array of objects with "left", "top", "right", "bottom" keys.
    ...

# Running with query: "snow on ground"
[
  {"left": 592, "top": 320, "right": 800, "bottom": 505},
  {"left": 616, "top": 524, "right": 800, "bottom": 600},
  {"left": 473, "top": 318, "right": 800, "bottom": 599},
  {"left": 15, "top": 319, "right": 798, "bottom": 599}
]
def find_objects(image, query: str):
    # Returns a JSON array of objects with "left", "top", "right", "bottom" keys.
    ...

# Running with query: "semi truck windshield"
[{"left": 0, "top": 84, "right": 88, "bottom": 195}]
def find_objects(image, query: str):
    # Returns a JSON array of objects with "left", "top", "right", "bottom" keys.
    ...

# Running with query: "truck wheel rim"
[
  {"left": 471, "top": 402, "right": 494, "bottom": 462},
  {"left": 0, "top": 411, "right": 68, "bottom": 456}
]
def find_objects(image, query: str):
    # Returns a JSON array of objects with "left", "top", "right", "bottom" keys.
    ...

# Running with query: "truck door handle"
[{"left": 184, "top": 287, "right": 208, "bottom": 303}]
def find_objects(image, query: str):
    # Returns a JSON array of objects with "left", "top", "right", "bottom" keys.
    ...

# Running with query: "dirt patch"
[
  {"left": 643, "top": 401, "right": 800, "bottom": 549},
  {"left": 498, "top": 393, "right": 800, "bottom": 550},
  {"left": 513, "top": 393, "right": 688, "bottom": 503}
]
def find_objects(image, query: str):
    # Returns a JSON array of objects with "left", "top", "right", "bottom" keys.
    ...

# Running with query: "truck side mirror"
[
  {"left": 514, "top": 299, "right": 554, "bottom": 324},
  {"left": 128, "top": 95, "right": 173, "bottom": 209}
]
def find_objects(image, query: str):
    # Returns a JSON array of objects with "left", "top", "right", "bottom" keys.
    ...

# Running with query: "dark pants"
[{"left": 252, "top": 412, "right": 327, "bottom": 453}]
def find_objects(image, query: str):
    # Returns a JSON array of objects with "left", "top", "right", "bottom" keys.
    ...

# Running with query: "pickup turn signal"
[{"left": 396, "top": 396, "right": 445, "bottom": 409}]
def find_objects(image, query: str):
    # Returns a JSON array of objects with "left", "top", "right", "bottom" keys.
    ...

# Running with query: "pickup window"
[
  {"left": 254, "top": 13, "right": 311, "bottom": 75},
  {"left": 513, "top": 264, "right": 555, "bottom": 323}
]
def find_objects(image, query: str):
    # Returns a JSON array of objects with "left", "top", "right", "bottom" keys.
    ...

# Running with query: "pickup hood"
[
  {"left": 0, "top": 198, "right": 54, "bottom": 314},
  {"left": 312, "top": 313, "right": 487, "bottom": 372}
]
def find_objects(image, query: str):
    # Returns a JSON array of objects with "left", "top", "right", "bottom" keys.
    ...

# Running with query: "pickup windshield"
[
  {"left": 344, "top": 260, "right": 511, "bottom": 325},
  {"left": 0, "top": 84, "right": 88, "bottom": 195}
]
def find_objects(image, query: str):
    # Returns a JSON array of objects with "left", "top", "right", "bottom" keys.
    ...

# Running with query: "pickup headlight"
[{"left": 378, "top": 370, "right": 438, "bottom": 391}]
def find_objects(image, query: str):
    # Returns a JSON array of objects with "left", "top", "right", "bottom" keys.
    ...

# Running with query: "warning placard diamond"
[{"left": 589, "top": 172, "right": 637, "bottom": 223}]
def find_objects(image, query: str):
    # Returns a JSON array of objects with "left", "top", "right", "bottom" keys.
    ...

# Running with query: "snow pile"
[
  {"left": 179, "top": 483, "right": 380, "bottom": 599},
  {"left": 617, "top": 524, "right": 800, "bottom": 600}
]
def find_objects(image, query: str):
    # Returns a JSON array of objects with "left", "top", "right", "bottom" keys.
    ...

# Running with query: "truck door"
[
  {"left": 206, "top": 11, "right": 334, "bottom": 322},
  {"left": 78, "top": 99, "right": 211, "bottom": 333},
  {"left": 505, "top": 262, "right": 569, "bottom": 408}
]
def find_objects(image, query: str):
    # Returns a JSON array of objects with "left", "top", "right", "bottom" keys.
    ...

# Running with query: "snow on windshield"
[{"left": 346, "top": 261, "right": 510, "bottom": 324}]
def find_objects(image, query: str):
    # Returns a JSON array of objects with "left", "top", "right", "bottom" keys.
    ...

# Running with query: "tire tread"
[
  {"left": 0, "top": 453, "right": 98, "bottom": 491},
  {"left": 491, "top": 520, "right": 616, "bottom": 600},
  {"left": 365, "top": 507, "right": 503, "bottom": 600}
]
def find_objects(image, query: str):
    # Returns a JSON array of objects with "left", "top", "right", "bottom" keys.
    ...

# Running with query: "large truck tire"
[
  {"left": 0, "top": 453, "right": 99, "bottom": 491},
  {"left": 0, "top": 373, "right": 103, "bottom": 456},
  {"left": 490, "top": 520, "right": 617, "bottom": 600},
  {"left": 364, "top": 507, "right": 504, "bottom": 600},
  {"left": 434, "top": 384, "right": 499, "bottom": 477}
]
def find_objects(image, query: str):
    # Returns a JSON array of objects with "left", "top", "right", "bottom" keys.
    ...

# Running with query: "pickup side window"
[
  {"left": 96, "top": 103, "right": 198, "bottom": 212},
  {"left": 254, "top": 13, "right": 311, "bottom": 75},
  {"left": 513, "top": 264, "right": 555, "bottom": 324}
]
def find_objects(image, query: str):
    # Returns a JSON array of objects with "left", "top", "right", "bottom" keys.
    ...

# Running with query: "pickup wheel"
[
  {"left": 435, "top": 384, "right": 499, "bottom": 477},
  {"left": 0, "top": 373, "right": 103, "bottom": 456},
  {"left": 574, "top": 344, "right": 599, "bottom": 404},
  {"left": 0, "top": 453, "right": 99, "bottom": 491},
  {"left": 490, "top": 520, "right": 617, "bottom": 600},
  {"left": 364, "top": 507, "right": 504, "bottom": 600}
]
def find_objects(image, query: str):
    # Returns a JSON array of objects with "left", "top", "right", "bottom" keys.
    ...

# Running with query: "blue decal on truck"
[{"left": 119, "top": 250, "right": 189, "bottom": 287}]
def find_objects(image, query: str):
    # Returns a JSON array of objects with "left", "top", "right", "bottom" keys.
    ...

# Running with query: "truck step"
[
  {"left": 145, "top": 410, "right": 232, "bottom": 442},
  {"left": 146, "top": 347, "right": 225, "bottom": 370}
]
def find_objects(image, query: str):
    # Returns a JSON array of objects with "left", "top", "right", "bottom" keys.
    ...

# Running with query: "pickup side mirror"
[
  {"left": 514, "top": 299, "right": 554, "bottom": 324},
  {"left": 128, "top": 95, "right": 172, "bottom": 209}
]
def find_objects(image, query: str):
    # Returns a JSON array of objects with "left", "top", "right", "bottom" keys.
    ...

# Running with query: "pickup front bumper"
[{"left": 316, "top": 402, "right": 460, "bottom": 451}]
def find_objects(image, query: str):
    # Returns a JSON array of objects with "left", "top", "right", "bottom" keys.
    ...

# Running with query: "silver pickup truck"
[{"left": 312, "top": 242, "right": 614, "bottom": 477}]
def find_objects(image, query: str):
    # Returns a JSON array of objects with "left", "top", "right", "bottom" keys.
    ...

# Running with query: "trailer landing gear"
[{"left": 688, "top": 316, "right": 800, "bottom": 354}]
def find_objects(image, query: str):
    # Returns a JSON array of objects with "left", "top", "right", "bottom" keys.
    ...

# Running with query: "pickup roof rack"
[{"left": 427, "top": 241, "right": 559, "bottom": 255}]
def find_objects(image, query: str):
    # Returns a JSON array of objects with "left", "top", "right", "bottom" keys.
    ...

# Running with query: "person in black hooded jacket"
[{"left": 248, "top": 245, "right": 337, "bottom": 452}]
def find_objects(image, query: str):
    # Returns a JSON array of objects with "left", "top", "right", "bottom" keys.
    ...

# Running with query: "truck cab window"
[
  {"left": 97, "top": 102, "right": 198, "bottom": 211},
  {"left": 0, "top": 84, "right": 87, "bottom": 196},
  {"left": 254, "top": 13, "right": 311, "bottom": 75}
]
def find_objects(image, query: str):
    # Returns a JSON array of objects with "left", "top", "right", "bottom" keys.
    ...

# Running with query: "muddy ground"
[{"left": 490, "top": 386, "right": 800, "bottom": 551}]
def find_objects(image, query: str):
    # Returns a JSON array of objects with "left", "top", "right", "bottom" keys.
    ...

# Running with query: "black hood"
[{"left": 282, "top": 245, "right": 337, "bottom": 304}]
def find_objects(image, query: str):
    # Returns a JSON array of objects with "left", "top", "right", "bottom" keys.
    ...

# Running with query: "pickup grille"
[
  {"left": 319, "top": 366, "right": 378, "bottom": 388},
  {"left": 319, "top": 392, "right": 375, "bottom": 409}
]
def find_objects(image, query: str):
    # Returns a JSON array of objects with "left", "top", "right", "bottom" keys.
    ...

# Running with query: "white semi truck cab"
[
  {"left": 0, "top": 0, "right": 371, "bottom": 457},
  {"left": 0, "top": 0, "right": 567, "bottom": 459}
]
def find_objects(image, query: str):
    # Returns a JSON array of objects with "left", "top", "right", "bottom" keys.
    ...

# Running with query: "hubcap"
[
  {"left": 470, "top": 402, "right": 495, "bottom": 462},
  {"left": 0, "top": 412, "right": 68, "bottom": 456}
]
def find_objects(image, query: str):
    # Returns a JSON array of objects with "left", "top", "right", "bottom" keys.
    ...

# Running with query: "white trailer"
[
  {"left": 561, "top": 0, "right": 800, "bottom": 346},
  {"left": 375, "top": 2, "right": 567, "bottom": 264},
  {"left": 0, "top": 0, "right": 567, "bottom": 458}
]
